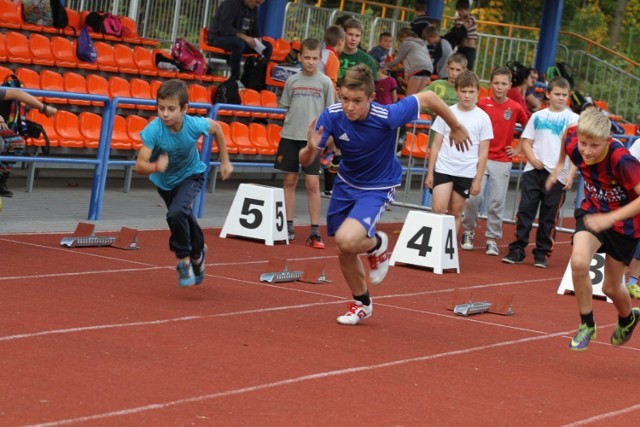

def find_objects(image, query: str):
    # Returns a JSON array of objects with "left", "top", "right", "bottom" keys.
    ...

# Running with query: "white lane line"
[
  {"left": 22, "top": 330, "right": 572, "bottom": 427},
  {"left": 562, "top": 404, "right": 640, "bottom": 426}
]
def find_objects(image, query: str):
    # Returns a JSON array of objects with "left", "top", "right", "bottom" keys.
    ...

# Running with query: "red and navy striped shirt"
[{"left": 565, "top": 125, "right": 640, "bottom": 237}]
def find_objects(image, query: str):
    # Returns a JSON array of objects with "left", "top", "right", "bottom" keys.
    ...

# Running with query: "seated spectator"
[
  {"left": 206, "top": 0, "right": 273, "bottom": 85},
  {"left": 374, "top": 70, "right": 398, "bottom": 105},
  {"left": 381, "top": 28, "right": 433, "bottom": 95}
]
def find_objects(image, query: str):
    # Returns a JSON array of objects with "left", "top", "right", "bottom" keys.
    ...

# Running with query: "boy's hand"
[
  {"left": 544, "top": 171, "right": 558, "bottom": 192},
  {"left": 470, "top": 178, "right": 481, "bottom": 196},
  {"left": 219, "top": 161, "right": 233, "bottom": 181},
  {"left": 584, "top": 213, "right": 614, "bottom": 233},
  {"left": 156, "top": 153, "right": 169, "bottom": 172},
  {"left": 530, "top": 158, "right": 544, "bottom": 169},
  {"left": 563, "top": 174, "right": 574, "bottom": 190},
  {"left": 424, "top": 172, "right": 434, "bottom": 189},
  {"left": 449, "top": 123, "right": 471, "bottom": 152},
  {"left": 307, "top": 117, "right": 324, "bottom": 151},
  {"left": 505, "top": 146, "right": 518, "bottom": 158}
]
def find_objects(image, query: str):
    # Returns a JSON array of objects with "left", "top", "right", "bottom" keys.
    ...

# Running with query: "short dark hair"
[
  {"left": 342, "top": 18, "right": 363, "bottom": 33},
  {"left": 456, "top": 1, "right": 470, "bottom": 9},
  {"left": 491, "top": 66, "right": 512, "bottom": 81},
  {"left": 157, "top": 79, "right": 188, "bottom": 107},
  {"left": 379, "top": 32, "right": 392, "bottom": 40},
  {"left": 455, "top": 70, "right": 480, "bottom": 90},
  {"left": 324, "top": 25, "right": 345, "bottom": 47},
  {"left": 300, "top": 38, "right": 321, "bottom": 54}
]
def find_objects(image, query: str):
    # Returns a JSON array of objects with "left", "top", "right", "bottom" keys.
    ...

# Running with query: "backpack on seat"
[
  {"left": 171, "top": 38, "right": 206, "bottom": 76},
  {"left": 213, "top": 78, "right": 241, "bottom": 105},
  {"left": 102, "top": 13, "right": 123, "bottom": 37},
  {"left": 77, "top": 25, "right": 98, "bottom": 63}
]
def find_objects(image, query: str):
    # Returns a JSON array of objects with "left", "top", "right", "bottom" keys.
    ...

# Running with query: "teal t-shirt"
[{"left": 140, "top": 115, "right": 209, "bottom": 190}]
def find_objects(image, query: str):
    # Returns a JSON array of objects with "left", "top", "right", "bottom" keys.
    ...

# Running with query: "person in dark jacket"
[{"left": 206, "top": 0, "right": 273, "bottom": 84}]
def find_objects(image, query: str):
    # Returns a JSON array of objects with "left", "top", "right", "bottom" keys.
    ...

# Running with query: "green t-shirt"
[
  {"left": 338, "top": 49, "right": 378, "bottom": 83},
  {"left": 421, "top": 79, "right": 458, "bottom": 147}
]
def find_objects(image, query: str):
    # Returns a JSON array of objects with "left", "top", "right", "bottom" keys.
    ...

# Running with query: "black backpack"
[
  {"left": 49, "top": 0, "right": 68, "bottom": 29},
  {"left": 443, "top": 24, "right": 467, "bottom": 49},
  {"left": 240, "top": 56, "right": 268, "bottom": 92},
  {"left": 214, "top": 78, "right": 241, "bottom": 105},
  {"left": 84, "top": 11, "right": 105, "bottom": 33}
]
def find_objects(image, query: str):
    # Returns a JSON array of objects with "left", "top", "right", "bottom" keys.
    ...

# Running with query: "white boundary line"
[{"left": 562, "top": 404, "right": 640, "bottom": 426}]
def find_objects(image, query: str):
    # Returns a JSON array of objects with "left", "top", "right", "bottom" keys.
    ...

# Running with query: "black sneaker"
[
  {"left": 502, "top": 248, "right": 525, "bottom": 264},
  {"left": 611, "top": 307, "right": 640, "bottom": 346},
  {"left": 533, "top": 256, "right": 548, "bottom": 268}
]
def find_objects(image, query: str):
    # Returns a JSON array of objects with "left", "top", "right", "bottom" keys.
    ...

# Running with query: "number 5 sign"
[
  {"left": 389, "top": 210, "right": 460, "bottom": 274},
  {"left": 220, "top": 184, "right": 288, "bottom": 245},
  {"left": 557, "top": 253, "right": 619, "bottom": 303}
]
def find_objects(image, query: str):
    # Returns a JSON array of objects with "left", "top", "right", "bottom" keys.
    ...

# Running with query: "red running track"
[{"left": 1, "top": 222, "right": 639, "bottom": 426}]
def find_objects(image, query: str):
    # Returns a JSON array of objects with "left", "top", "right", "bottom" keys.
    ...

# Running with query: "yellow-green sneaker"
[
  {"left": 626, "top": 283, "right": 640, "bottom": 300},
  {"left": 611, "top": 307, "right": 640, "bottom": 346},
  {"left": 570, "top": 323, "right": 597, "bottom": 351}
]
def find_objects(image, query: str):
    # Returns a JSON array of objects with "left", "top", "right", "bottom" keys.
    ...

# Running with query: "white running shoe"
[
  {"left": 461, "top": 230, "right": 475, "bottom": 250},
  {"left": 485, "top": 240, "right": 499, "bottom": 256},
  {"left": 367, "top": 231, "right": 389, "bottom": 285},
  {"left": 336, "top": 301, "right": 373, "bottom": 325}
]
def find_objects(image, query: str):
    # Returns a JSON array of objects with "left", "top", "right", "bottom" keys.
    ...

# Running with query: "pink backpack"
[
  {"left": 171, "top": 38, "right": 205, "bottom": 76},
  {"left": 102, "top": 13, "right": 122, "bottom": 37}
]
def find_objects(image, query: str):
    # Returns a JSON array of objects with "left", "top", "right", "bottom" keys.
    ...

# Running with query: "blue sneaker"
[
  {"left": 177, "top": 261, "right": 195, "bottom": 287},
  {"left": 192, "top": 244, "right": 208, "bottom": 285},
  {"left": 570, "top": 323, "right": 597, "bottom": 351}
]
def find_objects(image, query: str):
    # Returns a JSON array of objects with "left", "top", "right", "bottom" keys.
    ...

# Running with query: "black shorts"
[
  {"left": 274, "top": 138, "right": 321, "bottom": 175},
  {"left": 432, "top": 172, "right": 473, "bottom": 199},
  {"left": 574, "top": 209, "right": 638, "bottom": 266}
]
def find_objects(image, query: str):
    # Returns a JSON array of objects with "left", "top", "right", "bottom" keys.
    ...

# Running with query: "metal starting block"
[
  {"left": 448, "top": 289, "right": 514, "bottom": 316},
  {"left": 60, "top": 223, "right": 139, "bottom": 250},
  {"left": 260, "top": 259, "right": 331, "bottom": 284}
]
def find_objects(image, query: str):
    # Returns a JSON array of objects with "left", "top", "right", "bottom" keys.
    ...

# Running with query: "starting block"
[
  {"left": 448, "top": 289, "right": 514, "bottom": 316},
  {"left": 220, "top": 183, "right": 288, "bottom": 246},
  {"left": 389, "top": 210, "right": 460, "bottom": 274},
  {"left": 60, "top": 223, "right": 138, "bottom": 250},
  {"left": 260, "top": 259, "right": 331, "bottom": 284}
]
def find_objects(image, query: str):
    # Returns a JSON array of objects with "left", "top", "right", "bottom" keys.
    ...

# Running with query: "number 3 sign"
[
  {"left": 389, "top": 211, "right": 460, "bottom": 274},
  {"left": 557, "top": 253, "right": 619, "bottom": 302},
  {"left": 220, "top": 184, "right": 288, "bottom": 245}
]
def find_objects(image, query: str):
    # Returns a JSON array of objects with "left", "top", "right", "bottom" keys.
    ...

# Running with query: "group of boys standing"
[{"left": 138, "top": 0, "right": 640, "bottom": 352}]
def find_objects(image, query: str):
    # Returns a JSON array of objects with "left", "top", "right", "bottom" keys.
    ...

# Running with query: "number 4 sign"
[
  {"left": 220, "top": 184, "right": 288, "bottom": 245},
  {"left": 389, "top": 210, "right": 460, "bottom": 274},
  {"left": 557, "top": 253, "right": 620, "bottom": 303}
]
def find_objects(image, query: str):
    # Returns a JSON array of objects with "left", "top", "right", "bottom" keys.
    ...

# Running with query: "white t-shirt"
[
  {"left": 431, "top": 104, "right": 493, "bottom": 178},
  {"left": 521, "top": 107, "right": 579, "bottom": 183}
]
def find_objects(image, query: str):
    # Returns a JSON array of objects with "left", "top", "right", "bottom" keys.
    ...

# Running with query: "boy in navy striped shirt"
[{"left": 547, "top": 108, "right": 640, "bottom": 351}]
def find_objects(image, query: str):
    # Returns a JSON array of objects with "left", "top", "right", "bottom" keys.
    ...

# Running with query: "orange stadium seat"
[
  {"left": 267, "top": 123, "right": 282, "bottom": 149},
  {"left": 114, "top": 44, "right": 139, "bottom": 74},
  {"left": 16, "top": 1, "right": 43, "bottom": 32},
  {"left": 86, "top": 74, "right": 109, "bottom": 106},
  {"left": 262, "top": 36, "right": 291, "bottom": 62},
  {"left": 63, "top": 72, "right": 91, "bottom": 106},
  {"left": 94, "top": 41, "right": 119, "bottom": 72},
  {"left": 0, "top": 33, "right": 6, "bottom": 62},
  {"left": 111, "top": 115, "right": 133, "bottom": 150},
  {"left": 6, "top": 31, "right": 31, "bottom": 64},
  {"left": 74, "top": 38, "right": 99, "bottom": 71},
  {"left": 217, "top": 121, "right": 237, "bottom": 154},
  {"left": 149, "top": 79, "right": 163, "bottom": 99},
  {"left": 51, "top": 36, "right": 78, "bottom": 68},
  {"left": 40, "top": 70, "right": 67, "bottom": 104},
  {"left": 188, "top": 83, "right": 210, "bottom": 115},
  {"left": 133, "top": 46, "right": 158, "bottom": 77},
  {"left": 126, "top": 115, "right": 148, "bottom": 150},
  {"left": 120, "top": 16, "right": 141, "bottom": 44},
  {"left": 248, "top": 123, "right": 276, "bottom": 155},
  {"left": 401, "top": 132, "right": 428, "bottom": 159},
  {"left": 130, "top": 78, "right": 155, "bottom": 111},
  {"left": 15, "top": 67, "right": 40, "bottom": 91},
  {"left": 26, "top": 110, "right": 59, "bottom": 148},
  {"left": 78, "top": 112, "right": 102, "bottom": 149},
  {"left": 0, "top": 66, "right": 12, "bottom": 82},
  {"left": 55, "top": 111, "right": 86, "bottom": 148},
  {"left": 108, "top": 76, "right": 134, "bottom": 108},
  {"left": 260, "top": 90, "right": 284, "bottom": 120},
  {"left": 152, "top": 49, "right": 178, "bottom": 79},
  {"left": 241, "top": 88, "right": 266, "bottom": 118},
  {"left": 64, "top": 8, "right": 81, "bottom": 35},
  {"left": 230, "top": 122, "right": 258, "bottom": 154},
  {"left": 0, "top": 0, "right": 22, "bottom": 29}
]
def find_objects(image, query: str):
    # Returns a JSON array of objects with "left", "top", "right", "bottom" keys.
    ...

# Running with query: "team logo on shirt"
[
  {"left": 363, "top": 217, "right": 372, "bottom": 226},
  {"left": 339, "top": 133, "right": 350, "bottom": 142},
  {"left": 504, "top": 108, "right": 512, "bottom": 121}
]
